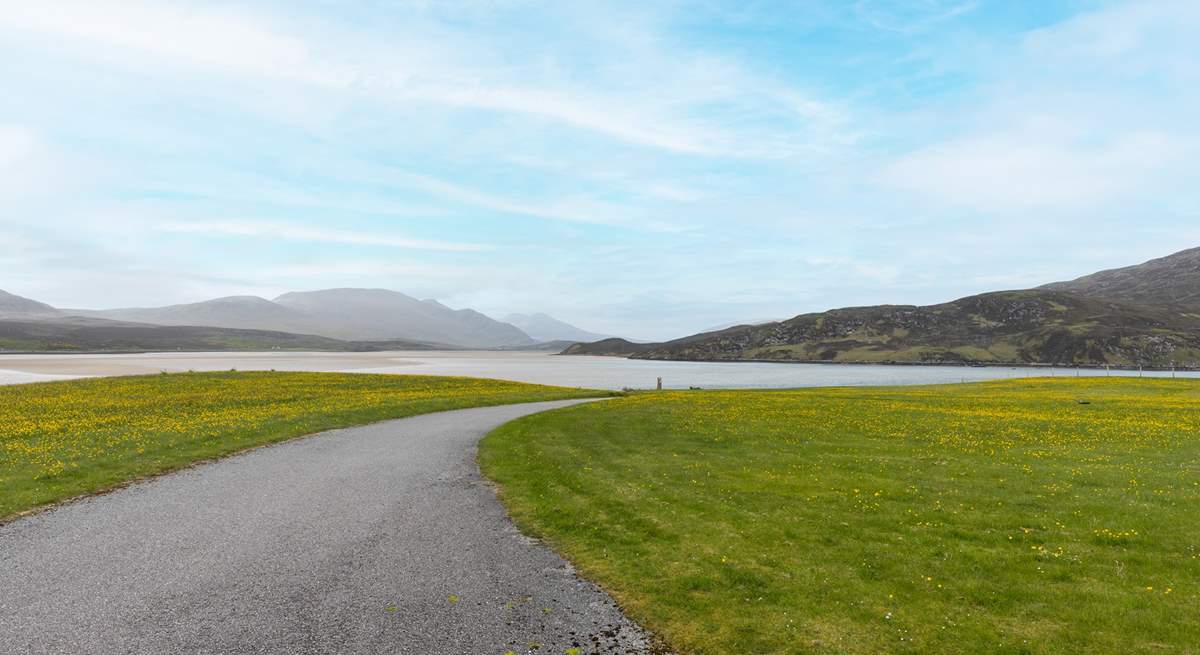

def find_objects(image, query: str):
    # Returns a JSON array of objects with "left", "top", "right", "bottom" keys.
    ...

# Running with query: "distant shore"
[{"left": 562, "top": 352, "right": 1200, "bottom": 373}]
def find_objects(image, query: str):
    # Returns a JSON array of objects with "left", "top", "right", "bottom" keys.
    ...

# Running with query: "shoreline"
[
  {"left": 564, "top": 353, "right": 1200, "bottom": 373},
  {"left": 0, "top": 347, "right": 545, "bottom": 357},
  {"left": 4, "top": 348, "right": 1197, "bottom": 374}
]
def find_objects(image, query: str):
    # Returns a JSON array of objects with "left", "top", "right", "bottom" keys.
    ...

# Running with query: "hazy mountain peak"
[
  {"left": 199, "top": 295, "right": 277, "bottom": 306},
  {"left": 0, "top": 289, "right": 61, "bottom": 318},
  {"left": 503, "top": 312, "right": 611, "bottom": 343},
  {"left": 274, "top": 287, "right": 420, "bottom": 304},
  {"left": 273, "top": 288, "right": 531, "bottom": 346},
  {"left": 58, "top": 287, "right": 530, "bottom": 347}
]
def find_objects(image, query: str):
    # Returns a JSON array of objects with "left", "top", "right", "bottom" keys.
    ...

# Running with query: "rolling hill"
[
  {"left": 0, "top": 288, "right": 518, "bottom": 352},
  {"left": 1041, "top": 246, "right": 1200, "bottom": 309},
  {"left": 72, "top": 296, "right": 323, "bottom": 335},
  {"left": 0, "top": 290, "right": 60, "bottom": 319},
  {"left": 561, "top": 338, "right": 655, "bottom": 357},
  {"left": 0, "top": 315, "right": 442, "bottom": 353},
  {"left": 566, "top": 248, "right": 1200, "bottom": 367}
]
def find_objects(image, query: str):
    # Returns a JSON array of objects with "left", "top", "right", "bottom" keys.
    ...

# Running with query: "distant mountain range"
[
  {"left": 0, "top": 315, "right": 440, "bottom": 353},
  {"left": 565, "top": 247, "right": 1200, "bottom": 368},
  {"left": 9, "top": 248, "right": 1198, "bottom": 363},
  {"left": 503, "top": 313, "right": 612, "bottom": 343},
  {"left": 66, "top": 289, "right": 530, "bottom": 347},
  {"left": 0, "top": 288, "right": 606, "bottom": 353}
]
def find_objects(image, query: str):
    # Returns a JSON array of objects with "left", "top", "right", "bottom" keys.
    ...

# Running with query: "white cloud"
[
  {"left": 391, "top": 171, "right": 613, "bottom": 225},
  {"left": 1, "top": 1, "right": 347, "bottom": 86},
  {"left": 376, "top": 169, "right": 697, "bottom": 231},
  {"left": 644, "top": 183, "right": 708, "bottom": 203},
  {"left": 0, "top": 125, "right": 37, "bottom": 167},
  {"left": 0, "top": 0, "right": 847, "bottom": 159},
  {"left": 875, "top": 0, "right": 1199, "bottom": 211},
  {"left": 1023, "top": 0, "right": 1200, "bottom": 67},
  {"left": 158, "top": 220, "right": 491, "bottom": 252},
  {"left": 880, "top": 130, "right": 1184, "bottom": 209},
  {"left": 0, "top": 125, "right": 77, "bottom": 199},
  {"left": 803, "top": 255, "right": 901, "bottom": 285}
]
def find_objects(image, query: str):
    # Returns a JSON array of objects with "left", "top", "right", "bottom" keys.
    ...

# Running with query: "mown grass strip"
[
  {"left": 480, "top": 378, "right": 1200, "bottom": 654},
  {"left": 0, "top": 371, "right": 610, "bottom": 521}
]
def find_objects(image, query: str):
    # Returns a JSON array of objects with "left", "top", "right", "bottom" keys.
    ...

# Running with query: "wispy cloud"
[
  {"left": 158, "top": 220, "right": 491, "bottom": 252},
  {"left": 1, "top": 1, "right": 344, "bottom": 86},
  {"left": 0, "top": 0, "right": 848, "bottom": 159},
  {"left": 875, "top": 0, "right": 1200, "bottom": 210},
  {"left": 1, "top": 0, "right": 1195, "bottom": 338},
  {"left": 804, "top": 255, "right": 901, "bottom": 285},
  {"left": 390, "top": 171, "right": 624, "bottom": 226},
  {"left": 879, "top": 130, "right": 1184, "bottom": 209},
  {"left": 851, "top": 0, "right": 980, "bottom": 33},
  {"left": 0, "top": 125, "right": 36, "bottom": 166},
  {"left": 0, "top": 125, "right": 76, "bottom": 199}
]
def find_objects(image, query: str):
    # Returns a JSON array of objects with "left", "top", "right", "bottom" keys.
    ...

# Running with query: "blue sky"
[{"left": 1, "top": 0, "right": 1197, "bottom": 340}]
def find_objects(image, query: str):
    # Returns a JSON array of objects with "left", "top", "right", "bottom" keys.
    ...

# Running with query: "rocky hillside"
[
  {"left": 566, "top": 248, "right": 1200, "bottom": 367},
  {"left": 624, "top": 290, "right": 1200, "bottom": 367},
  {"left": 1042, "top": 247, "right": 1200, "bottom": 309}
]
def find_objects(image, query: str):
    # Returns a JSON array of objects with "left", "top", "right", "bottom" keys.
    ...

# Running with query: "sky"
[{"left": 1, "top": 0, "right": 1197, "bottom": 340}]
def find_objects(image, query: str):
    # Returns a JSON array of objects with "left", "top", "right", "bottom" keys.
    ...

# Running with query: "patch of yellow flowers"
[{"left": 0, "top": 371, "right": 590, "bottom": 501}]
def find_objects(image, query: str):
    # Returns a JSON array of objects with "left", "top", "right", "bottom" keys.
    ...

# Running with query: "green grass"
[
  {"left": 480, "top": 378, "right": 1200, "bottom": 654},
  {"left": 0, "top": 371, "right": 610, "bottom": 521}
]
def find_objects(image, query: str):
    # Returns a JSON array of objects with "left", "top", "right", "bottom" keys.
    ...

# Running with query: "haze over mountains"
[
  {"left": 0, "top": 290, "right": 60, "bottom": 319},
  {"left": 66, "top": 290, "right": 526, "bottom": 347},
  {"left": 503, "top": 313, "right": 612, "bottom": 343},
  {"left": 566, "top": 247, "right": 1200, "bottom": 368},
  {"left": 0, "top": 288, "right": 605, "bottom": 352},
  {"left": 6, "top": 247, "right": 1198, "bottom": 363}
]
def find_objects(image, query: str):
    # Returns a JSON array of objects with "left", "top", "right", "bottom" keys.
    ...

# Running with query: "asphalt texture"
[{"left": 0, "top": 400, "right": 657, "bottom": 654}]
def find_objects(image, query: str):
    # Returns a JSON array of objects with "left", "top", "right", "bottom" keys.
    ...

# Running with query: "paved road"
[{"left": 0, "top": 400, "right": 655, "bottom": 654}]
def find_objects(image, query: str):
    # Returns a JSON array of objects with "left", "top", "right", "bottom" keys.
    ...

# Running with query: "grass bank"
[
  {"left": 0, "top": 371, "right": 609, "bottom": 521},
  {"left": 480, "top": 378, "right": 1200, "bottom": 654}
]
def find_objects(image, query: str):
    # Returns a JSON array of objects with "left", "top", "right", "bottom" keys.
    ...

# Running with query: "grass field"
[
  {"left": 0, "top": 371, "right": 609, "bottom": 521},
  {"left": 480, "top": 378, "right": 1200, "bottom": 654}
]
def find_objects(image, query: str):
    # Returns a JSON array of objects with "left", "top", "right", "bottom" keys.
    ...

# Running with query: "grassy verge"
[
  {"left": 0, "top": 371, "right": 610, "bottom": 521},
  {"left": 480, "top": 378, "right": 1200, "bottom": 654}
]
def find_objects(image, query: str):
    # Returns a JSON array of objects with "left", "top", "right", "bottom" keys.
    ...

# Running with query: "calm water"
[{"left": 2, "top": 351, "right": 1197, "bottom": 389}]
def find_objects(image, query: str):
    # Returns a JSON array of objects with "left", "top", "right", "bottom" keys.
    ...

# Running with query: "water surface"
[{"left": 2, "top": 351, "right": 1195, "bottom": 389}]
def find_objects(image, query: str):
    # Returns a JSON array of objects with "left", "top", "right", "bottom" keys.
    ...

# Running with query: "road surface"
[{"left": 0, "top": 400, "right": 655, "bottom": 654}]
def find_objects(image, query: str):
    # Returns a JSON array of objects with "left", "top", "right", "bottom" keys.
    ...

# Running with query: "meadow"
[
  {"left": 0, "top": 371, "right": 608, "bottom": 520},
  {"left": 480, "top": 378, "right": 1200, "bottom": 654}
]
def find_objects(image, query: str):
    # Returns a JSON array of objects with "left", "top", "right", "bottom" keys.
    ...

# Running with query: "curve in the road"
[{"left": 0, "top": 400, "right": 656, "bottom": 655}]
